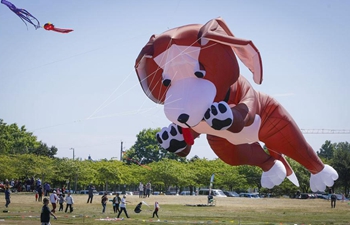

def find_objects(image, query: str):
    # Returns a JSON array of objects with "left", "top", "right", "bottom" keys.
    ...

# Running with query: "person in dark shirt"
[
  {"left": 112, "top": 193, "right": 121, "bottom": 213},
  {"left": 37, "top": 185, "right": 43, "bottom": 202},
  {"left": 331, "top": 192, "right": 337, "bottom": 208},
  {"left": 5, "top": 189, "right": 10, "bottom": 208},
  {"left": 41, "top": 198, "right": 57, "bottom": 225},
  {"left": 101, "top": 193, "right": 109, "bottom": 213},
  {"left": 134, "top": 202, "right": 142, "bottom": 213},
  {"left": 87, "top": 184, "right": 95, "bottom": 203}
]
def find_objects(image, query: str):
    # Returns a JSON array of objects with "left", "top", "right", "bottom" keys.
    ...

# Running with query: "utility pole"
[
  {"left": 120, "top": 141, "right": 123, "bottom": 161},
  {"left": 70, "top": 148, "right": 75, "bottom": 160}
]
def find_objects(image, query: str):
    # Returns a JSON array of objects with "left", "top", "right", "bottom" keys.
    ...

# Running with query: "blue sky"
[{"left": 1, "top": 0, "right": 349, "bottom": 160}]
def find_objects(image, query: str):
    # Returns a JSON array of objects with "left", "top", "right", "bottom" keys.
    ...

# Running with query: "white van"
[{"left": 198, "top": 189, "right": 227, "bottom": 197}]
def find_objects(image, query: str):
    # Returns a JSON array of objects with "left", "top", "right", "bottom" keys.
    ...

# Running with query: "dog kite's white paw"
[
  {"left": 310, "top": 165, "right": 338, "bottom": 192},
  {"left": 261, "top": 160, "right": 286, "bottom": 189},
  {"left": 156, "top": 123, "right": 187, "bottom": 153},
  {"left": 204, "top": 101, "right": 233, "bottom": 130}
]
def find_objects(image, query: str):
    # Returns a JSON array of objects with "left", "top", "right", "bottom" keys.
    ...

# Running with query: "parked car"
[
  {"left": 315, "top": 194, "right": 328, "bottom": 199},
  {"left": 180, "top": 191, "right": 196, "bottom": 196},
  {"left": 298, "top": 193, "right": 316, "bottom": 199},
  {"left": 335, "top": 194, "right": 348, "bottom": 201},
  {"left": 223, "top": 191, "right": 239, "bottom": 197},
  {"left": 198, "top": 189, "right": 227, "bottom": 197},
  {"left": 239, "top": 193, "right": 260, "bottom": 198},
  {"left": 98, "top": 191, "right": 113, "bottom": 195},
  {"left": 79, "top": 190, "right": 98, "bottom": 195}
]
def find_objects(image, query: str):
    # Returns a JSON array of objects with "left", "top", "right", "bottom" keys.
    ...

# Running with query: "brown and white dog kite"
[{"left": 135, "top": 18, "right": 338, "bottom": 191}]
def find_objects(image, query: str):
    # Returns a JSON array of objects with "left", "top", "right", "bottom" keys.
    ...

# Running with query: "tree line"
[{"left": 0, "top": 119, "right": 349, "bottom": 196}]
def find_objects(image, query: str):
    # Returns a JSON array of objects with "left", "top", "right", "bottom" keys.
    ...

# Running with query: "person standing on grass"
[
  {"left": 101, "top": 192, "right": 108, "bottom": 213},
  {"left": 41, "top": 198, "right": 57, "bottom": 225},
  {"left": 35, "top": 190, "right": 39, "bottom": 202},
  {"left": 4, "top": 188, "right": 11, "bottom": 208},
  {"left": 331, "top": 191, "right": 337, "bottom": 208},
  {"left": 152, "top": 201, "right": 160, "bottom": 219},
  {"left": 117, "top": 195, "right": 130, "bottom": 218},
  {"left": 112, "top": 193, "right": 121, "bottom": 213},
  {"left": 87, "top": 184, "right": 95, "bottom": 203},
  {"left": 49, "top": 191, "right": 58, "bottom": 213},
  {"left": 139, "top": 182, "right": 144, "bottom": 198},
  {"left": 58, "top": 194, "right": 64, "bottom": 211},
  {"left": 4, "top": 179, "right": 11, "bottom": 208},
  {"left": 146, "top": 181, "right": 151, "bottom": 197},
  {"left": 37, "top": 185, "right": 43, "bottom": 202},
  {"left": 65, "top": 192, "right": 74, "bottom": 213},
  {"left": 44, "top": 183, "right": 51, "bottom": 196}
]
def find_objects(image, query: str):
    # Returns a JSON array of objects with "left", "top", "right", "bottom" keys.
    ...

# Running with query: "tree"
[
  {"left": 124, "top": 128, "right": 186, "bottom": 164},
  {"left": 147, "top": 159, "right": 187, "bottom": 192},
  {"left": 76, "top": 160, "right": 98, "bottom": 190},
  {"left": 29, "top": 142, "right": 57, "bottom": 158},
  {"left": 237, "top": 165, "right": 262, "bottom": 191},
  {"left": 0, "top": 119, "right": 57, "bottom": 157},
  {"left": 332, "top": 142, "right": 350, "bottom": 195},
  {"left": 0, "top": 155, "right": 16, "bottom": 181},
  {"left": 0, "top": 120, "right": 39, "bottom": 154},
  {"left": 214, "top": 160, "right": 248, "bottom": 191},
  {"left": 93, "top": 160, "right": 123, "bottom": 191},
  {"left": 318, "top": 140, "right": 335, "bottom": 161}
]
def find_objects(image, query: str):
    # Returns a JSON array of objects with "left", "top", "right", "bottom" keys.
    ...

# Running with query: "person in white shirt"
[
  {"left": 117, "top": 195, "right": 130, "bottom": 218},
  {"left": 145, "top": 181, "right": 151, "bottom": 198},
  {"left": 65, "top": 192, "right": 74, "bottom": 213},
  {"left": 49, "top": 191, "right": 58, "bottom": 213},
  {"left": 138, "top": 182, "right": 144, "bottom": 198},
  {"left": 152, "top": 201, "right": 160, "bottom": 218}
]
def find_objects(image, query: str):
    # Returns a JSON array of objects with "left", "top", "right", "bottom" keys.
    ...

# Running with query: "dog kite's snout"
[{"left": 177, "top": 113, "right": 190, "bottom": 124}]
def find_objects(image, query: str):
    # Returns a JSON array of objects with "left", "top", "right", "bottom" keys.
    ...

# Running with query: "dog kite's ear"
[
  {"left": 135, "top": 35, "right": 166, "bottom": 104},
  {"left": 199, "top": 17, "right": 263, "bottom": 84}
]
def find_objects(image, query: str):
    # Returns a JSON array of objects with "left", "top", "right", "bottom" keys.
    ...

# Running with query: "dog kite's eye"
[
  {"left": 194, "top": 70, "right": 206, "bottom": 78},
  {"left": 162, "top": 79, "right": 171, "bottom": 87}
]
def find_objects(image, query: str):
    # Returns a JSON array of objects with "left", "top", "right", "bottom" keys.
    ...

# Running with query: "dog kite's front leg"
[
  {"left": 204, "top": 101, "right": 233, "bottom": 130},
  {"left": 156, "top": 123, "right": 188, "bottom": 154}
]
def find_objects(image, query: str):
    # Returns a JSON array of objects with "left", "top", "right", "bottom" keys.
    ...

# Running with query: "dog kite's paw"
[
  {"left": 204, "top": 101, "right": 233, "bottom": 130},
  {"left": 310, "top": 164, "right": 338, "bottom": 192},
  {"left": 261, "top": 160, "right": 286, "bottom": 189},
  {"left": 156, "top": 123, "right": 187, "bottom": 153}
]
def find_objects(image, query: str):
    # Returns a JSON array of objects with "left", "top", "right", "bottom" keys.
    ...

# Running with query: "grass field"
[{"left": 0, "top": 192, "right": 349, "bottom": 225}]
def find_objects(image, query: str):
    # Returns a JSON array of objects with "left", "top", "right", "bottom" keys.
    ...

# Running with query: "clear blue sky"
[{"left": 1, "top": 0, "right": 349, "bottom": 160}]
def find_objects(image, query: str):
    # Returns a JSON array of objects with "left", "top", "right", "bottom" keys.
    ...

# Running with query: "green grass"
[{"left": 1, "top": 193, "right": 350, "bottom": 224}]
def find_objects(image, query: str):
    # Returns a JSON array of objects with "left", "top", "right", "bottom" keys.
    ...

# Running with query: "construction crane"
[{"left": 301, "top": 129, "right": 350, "bottom": 134}]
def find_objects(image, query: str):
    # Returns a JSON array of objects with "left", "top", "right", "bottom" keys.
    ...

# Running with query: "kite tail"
[
  {"left": 16, "top": 8, "right": 41, "bottom": 29},
  {"left": 51, "top": 27, "right": 73, "bottom": 33},
  {"left": 1, "top": 0, "right": 40, "bottom": 29}
]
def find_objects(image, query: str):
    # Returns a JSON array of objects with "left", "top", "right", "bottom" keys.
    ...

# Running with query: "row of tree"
[
  {"left": 0, "top": 119, "right": 57, "bottom": 157},
  {"left": 0, "top": 119, "right": 349, "bottom": 196},
  {"left": 0, "top": 153, "right": 292, "bottom": 195},
  {"left": 0, "top": 145, "right": 349, "bottom": 197}
]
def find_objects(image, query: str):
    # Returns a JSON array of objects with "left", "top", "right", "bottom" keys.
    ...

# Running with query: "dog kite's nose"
[{"left": 177, "top": 113, "right": 189, "bottom": 124}]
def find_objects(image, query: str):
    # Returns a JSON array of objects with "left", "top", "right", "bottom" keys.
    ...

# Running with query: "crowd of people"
[
  {"left": 99, "top": 191, "right": 160, "bottom": 220},
  {"left": 138, "top": 181, "right": 152, "bottom": 198},
  {"left": 2, "top": 179, "right": 160, "bottom": 223}
]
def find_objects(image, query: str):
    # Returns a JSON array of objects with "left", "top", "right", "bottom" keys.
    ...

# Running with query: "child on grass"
[
  {"left": 41, "top": 198, "right": 57, "bottom": 225},
  {"left": 152, "top": 201, "right": 160, "bottom": 219}
]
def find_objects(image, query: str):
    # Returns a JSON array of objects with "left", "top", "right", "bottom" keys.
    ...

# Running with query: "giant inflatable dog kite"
[{"left": 135, "top": 18, "right": 338, "bottom": 192}]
